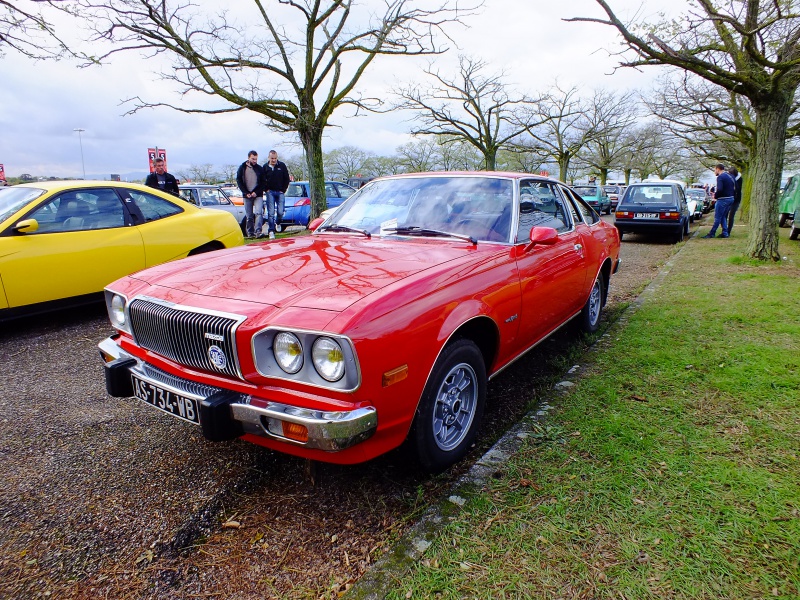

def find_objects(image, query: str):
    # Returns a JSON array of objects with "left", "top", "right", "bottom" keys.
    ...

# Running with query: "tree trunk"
[
  {"left": 739, "top": 166, "right": 752, "bottom": 222},
  {"left": 300, "top": 126, "right": 327, "bottom": 221},
  {"left": 746, "top": 99, "right": 791, "bottom": 261},
  {"left": 599, "top": 168, "right": 608, "bottom": 185},
  {"left": 558, "top": 155, "right": 570, "bottom": 183},
  {"left": 624, "top": 168, "right": 632, "bottom": 185},
  {"left": 484, "top": 148, "right": 497, "bottom": 171}
]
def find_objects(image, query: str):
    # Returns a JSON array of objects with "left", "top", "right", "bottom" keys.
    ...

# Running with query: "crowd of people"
[{"left": 144, "top": 150, "right": 292, "bottom": 239}]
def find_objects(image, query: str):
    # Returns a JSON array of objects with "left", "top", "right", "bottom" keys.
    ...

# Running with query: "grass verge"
[{"left": 387, "top": 231, "right": 800, "bottom": 599}]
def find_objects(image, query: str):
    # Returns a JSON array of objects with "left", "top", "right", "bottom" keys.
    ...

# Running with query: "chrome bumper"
[{"left": 98, "top": 337, "right": 377, "bottom": 452}]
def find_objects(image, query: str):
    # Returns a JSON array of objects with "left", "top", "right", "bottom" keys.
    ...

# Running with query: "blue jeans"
[
  {"left": 265, "top": 190, "right": 285, "bottom": 233},
  {"left": 244, "top": 195, "right": 264, "bottom": 237},
  {"left": 709, "top": 196, "right": 734, "bottom": 236}
]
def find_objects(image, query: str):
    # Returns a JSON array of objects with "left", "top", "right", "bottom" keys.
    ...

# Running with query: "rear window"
[
  {"left": 622, "top": 185, "right": 678, "bottom": 205},
  {"left": 573, "top": 186, "right": 598, "bottom": 197},
  {"left": 286, "top": 183, "right": 307, "bottom": 197}
]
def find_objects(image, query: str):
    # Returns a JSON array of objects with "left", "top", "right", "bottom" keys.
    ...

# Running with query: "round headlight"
[
  {"left": 273, "top": 332, "right": 303, "bottom": 374},
  {"left": 312, "top": 337, "right": 345, "bottom": 382},
  {"left": 110, "top": 295, "right": 126, "bottom": 328}
]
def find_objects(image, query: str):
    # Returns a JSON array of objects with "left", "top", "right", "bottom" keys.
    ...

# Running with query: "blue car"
[{"left": 279, "top": 180, "right": 356, "bottom": 229}]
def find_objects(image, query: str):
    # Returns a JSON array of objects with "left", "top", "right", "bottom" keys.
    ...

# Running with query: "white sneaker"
[{"left": 268, "top": 231, "right": 275, "bottom": 240}]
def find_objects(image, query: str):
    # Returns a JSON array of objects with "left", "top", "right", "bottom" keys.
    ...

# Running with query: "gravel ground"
[{"left": 0, "top": 216, "right": 691, "bottom": 599}]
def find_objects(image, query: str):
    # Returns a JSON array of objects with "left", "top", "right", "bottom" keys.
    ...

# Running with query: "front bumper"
[{"left": 98, "top": 337, "right": 377, "bottom": 452}]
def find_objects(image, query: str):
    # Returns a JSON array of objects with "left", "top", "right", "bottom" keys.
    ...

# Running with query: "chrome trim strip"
[{"left": 488, "top": 313, "right": 581, "bottom": 381}]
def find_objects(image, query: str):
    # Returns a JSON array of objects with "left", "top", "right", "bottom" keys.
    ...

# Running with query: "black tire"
[
  {"left": 409, "top": 339, "right": 486, "bottom": 473},
  {"left": 684, "top": 218, "right": 690, "bottom": 236},
  {"left": 616, "top": 227, "right": 624, "bottom": 241},
  {"left": 674, "top": 221, "right": 685, "bottom": 243},
  {"left": 579, "top": 272, "right": 605, "bottom": 333},
  {"left": 790, "top": 224, "right": 800, "bottom": 240},
  {"left": 779, "top": 213, "right": 789, "bottom": 228}
]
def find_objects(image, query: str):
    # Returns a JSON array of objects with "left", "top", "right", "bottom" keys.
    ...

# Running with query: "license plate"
[
  {"left": 131, "top": 375, "right": 200, "bottom": 424},
  {"left": 634, "top": 213, "right": 658, "bottom": 219}
]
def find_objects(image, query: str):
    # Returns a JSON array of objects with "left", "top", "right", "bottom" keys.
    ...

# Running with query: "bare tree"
[
  {"left": 569, "top": 0, "right": 800, "bottom": 260},
  {"left": 220, "top": 164, "right": 238, "bottom": 184},
  {"left": 1, "top": 0, "right": 84, "bottom": 59},
  {"left": 577, "top": 90, "right": 639, "bottom": 184},
  {"left": 184, "top": 163, "right": 217, "bottom": 183},
  {"left": 518, "top": 82, "right": 594, "bottom": 183},
  {"left": 324, "top": 146, "right": 374, "bottom": 180},
  {"left": 82, "top": 0, "right": 475, "bottom": 220},
  {"left": 396, "top": 138, "right": 441, "bottom": 172},
  {"left": 367, "top": 155, "right": 406, "bottom": 176},
  {"left": 396, "top": 55, "right": 536, "bottom": 170}
]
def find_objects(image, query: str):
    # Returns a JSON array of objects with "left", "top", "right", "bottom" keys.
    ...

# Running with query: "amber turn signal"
[
  {"left": 281, "top": 421, "right": 309, "bottom": 443},
  {"left": 382, "top": 364, "right": 408, "bottom": 387}
]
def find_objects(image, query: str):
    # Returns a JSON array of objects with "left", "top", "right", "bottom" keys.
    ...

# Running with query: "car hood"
[{"left": 130, "top": 235, "right": 479, "bottom": 313}]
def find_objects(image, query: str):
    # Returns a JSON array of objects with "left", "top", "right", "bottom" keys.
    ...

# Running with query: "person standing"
[
  {"left": 236, "top": 150, "right": 266, "bottom": 238},
  {"left": 145, "top": 158, "right": 180, "bottom": 196},
  {"left": 727, "top": 166, "right": 743, "bottom": 234},
  {"left": 262, "top": 150, "right": 291, "bottom": 240},
  {"left": 703, "top": 164, "right": 736, "bottom": 238}
]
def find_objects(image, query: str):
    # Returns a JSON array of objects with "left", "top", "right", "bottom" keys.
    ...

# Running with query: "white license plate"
[
  {"left": 131, "top": 375, "right": 200, "bottom": 424},
  {"left": 634, "top": 213, "right": 659, "bottom": 219}
]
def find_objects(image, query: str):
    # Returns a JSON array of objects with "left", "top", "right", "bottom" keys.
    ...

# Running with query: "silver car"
[{"left": 178, "top": 184, "right": 246, "bottom": 234}]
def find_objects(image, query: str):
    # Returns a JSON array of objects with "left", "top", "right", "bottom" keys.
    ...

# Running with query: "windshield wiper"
[
  {"left": 383, "top": 226, "right": 477, "bottom": 245},
  {"left": 317, "top": 224, "right": 371, "bottom": 238}
]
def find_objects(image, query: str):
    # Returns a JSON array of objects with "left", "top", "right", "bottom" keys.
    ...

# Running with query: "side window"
[
  {"left": 124, "top": 189, "right": 182, "bottom": 222},
  {"left": 198, "top": 188, "right": 223, "bottom": 206},
  {"left": 179, "top": 189, "right": 199, "bottom": 206},
  {"left": 336, "top": 183, "right": 356, "bottom": 199},
  {"left": 559, "top": 186, "right": 582, "bottom": 224},
  {"left": 324, "top": 183, "right": 338, "bottom": 198},
  {"left": 566, "top": 187, "right": 600, "bottom": 224},
  {"left": 26, "top": 189, "right": 127, "bottom": 233},
  {"left": 516, "top": 180, "right": 570, "bottom": 242}
]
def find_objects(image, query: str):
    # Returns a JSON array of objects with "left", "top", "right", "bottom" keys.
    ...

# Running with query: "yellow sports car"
[{"left": 0, "top": 180, "right": 244, "bottom": 319}]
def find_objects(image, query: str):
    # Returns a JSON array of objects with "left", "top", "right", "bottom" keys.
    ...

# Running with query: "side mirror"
[
  {"left": 13, "top": 219, "right": 39, "bottom": 234},
  {"left": 529, "top": 226, "right": 558, "bottom": 246},
  {"left": 308, "top": 217, "right": 324, "bottom": 231}
]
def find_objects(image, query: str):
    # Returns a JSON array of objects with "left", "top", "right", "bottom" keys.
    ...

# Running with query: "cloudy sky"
[{"left": 0, "top": 0, "right": 681, "bottom": 180}]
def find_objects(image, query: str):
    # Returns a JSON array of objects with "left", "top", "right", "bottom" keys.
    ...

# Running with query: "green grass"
[{"left": 387, "top": 232, "right": 800, "bottom": 599}]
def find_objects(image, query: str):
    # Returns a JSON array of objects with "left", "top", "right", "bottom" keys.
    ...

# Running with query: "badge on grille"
[{"left": 208, "top": 345, "right": 227, "bottom": 370}]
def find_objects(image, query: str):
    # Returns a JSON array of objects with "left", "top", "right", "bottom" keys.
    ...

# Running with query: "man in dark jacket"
[
  {"left": 727, "top": 166, "right": 743, "bottom": 234},
  {"left": 262, "top": 150, "right": 291, "bottom": 239},
  {"left": 236, "top": 150, "right": 266, "bottom": 238},
  {"left": 145, "top": 158, "right": 180, "bottom": 196},
  {"left": 704, "top": 163, "right": 736, "bottom": 238}
]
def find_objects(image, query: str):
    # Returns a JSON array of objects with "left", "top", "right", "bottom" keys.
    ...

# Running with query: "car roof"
[{"left": 13, "top": 180, "right": 166, "bottom": 192}]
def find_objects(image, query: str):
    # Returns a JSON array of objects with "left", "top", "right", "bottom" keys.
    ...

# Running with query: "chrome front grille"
[{"left": 129, "top": 297, "right": 243, "bottom": 378}]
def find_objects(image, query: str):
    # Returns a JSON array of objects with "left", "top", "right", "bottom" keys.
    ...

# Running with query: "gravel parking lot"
[{"left": 0, "top": 216, "right": 693, "bottom": 599}]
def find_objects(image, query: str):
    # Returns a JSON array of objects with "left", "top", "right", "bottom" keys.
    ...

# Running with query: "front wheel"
[
  {"left": 779, "top": 213, "right": 789, "bottom": 228},
  {"left": 579, "top": 272, "right": 605, "bottom": 333},
  {"left": 790, "top": 224, "right": 800, "bottom": 240},
  {"left": 409, "top": 339, "right": 486, "bottom": 473}
]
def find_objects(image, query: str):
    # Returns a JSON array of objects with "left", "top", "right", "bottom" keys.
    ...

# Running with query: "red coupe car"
[{"left": 98, "top": 173, "right": 620, "bottom": 472}]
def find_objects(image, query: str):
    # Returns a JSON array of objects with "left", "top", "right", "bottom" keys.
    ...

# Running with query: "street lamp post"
[{"left": 73, "top": 128, "right": 86, "bottom": 179}]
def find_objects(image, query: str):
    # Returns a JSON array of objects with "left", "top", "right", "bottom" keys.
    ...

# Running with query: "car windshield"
[
  {"left": 573, "top": 186, "right": 598, "bottom": 197},
  {"left": 603, "top": 186, "right": 619, "bottom": 193},
  {"left": 0, "top": 187, "right": 46, "bottom": 223},
  {"left": 318, "top": 176, "right": 515, "bottom": 243},
  {"left": 687, "top": 190, "right": 705, "bottom": 199},
  {"left": 622, "top": 185, "right": 677, "bottom": 205}
]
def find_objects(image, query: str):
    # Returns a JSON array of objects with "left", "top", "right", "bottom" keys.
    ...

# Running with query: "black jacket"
[
  {"left": 236, "top": 161, "right": 266, "bottom": 196},
  {"left": 733, "top": 174, "right": 743, "bottom": 204},
  {"left": 263, "top": 160, "right": 291, "bottom": 193},
  {"left": 145, "top": 172, "right": 180, "bottom": 196}
]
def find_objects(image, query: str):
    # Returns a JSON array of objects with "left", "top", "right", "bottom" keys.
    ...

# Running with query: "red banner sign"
[
  {"left": 147, "top": 148, "right": 167, "bottom": 173},
  {"left": 0, "top": 164, "right": 6, "bottom": 182}
]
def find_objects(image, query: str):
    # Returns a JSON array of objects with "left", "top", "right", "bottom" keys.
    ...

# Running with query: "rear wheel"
[
  {"left": 409, "top": 339, "right": 486, "bottom": 473},
  {"left": 675, "top": 221, "right": 685, "bottom": 243},
  {"left": 779, "top": 213, "right": 789, "bottom": 227},
  {"left": 579, "top": 273, "right": 604, "bottom": 333},
  {"left": 790, "top": 224, "right": 800, "bottom": 240}
]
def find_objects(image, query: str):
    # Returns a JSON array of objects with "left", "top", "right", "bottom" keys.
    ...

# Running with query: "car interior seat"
[
  {"left": 60, "top": 199, "right": 91, "bottom": 230},
  {"left": 91, "top": 193, "right": 125, "bottom": 228}
]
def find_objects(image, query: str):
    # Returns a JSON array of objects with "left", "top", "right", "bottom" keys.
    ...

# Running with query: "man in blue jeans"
[
  {"left": 263, "top": 150, "right": 291, "bottom": 240},
  {"left": 704, "top": 163, "right": 736, "bottom": 238},
  {"left": 236, "top": 150, "right": 266, "bottom": 238}
]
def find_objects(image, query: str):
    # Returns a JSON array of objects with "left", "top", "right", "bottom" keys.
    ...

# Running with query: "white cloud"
[{"left": 0, "top": 0, "right": 685, "bottom": 178}]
